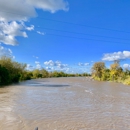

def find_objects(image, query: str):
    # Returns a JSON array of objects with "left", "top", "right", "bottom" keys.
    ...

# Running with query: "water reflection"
[
  {"left": 25, "top": 84, "right": 69, "bottom": 87},
  {"left": 18, "top": 79, "right": 69, "bottom": 87},
  {"left": 0, "top": 77, "right": 130, "bottom": 130}
]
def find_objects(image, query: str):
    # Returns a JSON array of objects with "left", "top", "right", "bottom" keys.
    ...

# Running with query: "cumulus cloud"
[
  {"left": 27, "top": 0, "right": 69, "bottom": 13},
  {"left": 44, "top": 60, "right": 60, "bottom": 66},
  {"left": 123, "top": 64, "right": 130, "bottom": 69},
  {"left": 44, "top": 60, "right": 68, "bottom": 69},
  {"left": 46, "top": 66, "right": 53, "bottom": 71},
  {"left": 0, "top": 21, "right": 27, "bottom": 45},
  {"left": 35, "top": 61, "right": 42, "bottom": 69},
  {"left": 35, "top": 61, "right": 40, "bottom": 64},
  {"left": 37, "top": 31, "right": 45, "bottom": 35},
  {"left": 44, "top": 60, "right": 54, "bottom": 66},
  {"left": 78, "top": 62, "right": 89, "bottom": 66},
  {"left": 57, "top": 64, "right": 68, "bottom": 69},
  {"left": 102, "top": 51, "right": 130, "bottom": 61},
  {"left": 26, "top": 25, "right": 34, "bottom": 31},
  {"left": 0, "top": 45, "right": 14, "bottom": 58},
  {"left": 0, "top": 0, "right": 68, "bottom": 21},
  {"left": 26, "top": 64, "right": 34, "bottom": 70},
  {"left": 0, "top": 0, "right": 69, "bottom": 45},
  {"left": 85, "top": 63, "right": 89, "bottom": 66},
  {"left": 36, "top": 64, "right": 42, "bottom": 69}
]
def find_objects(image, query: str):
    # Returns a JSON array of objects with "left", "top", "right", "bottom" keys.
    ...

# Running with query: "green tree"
[
  {"left": 40, "top": 69, "right": 49, "bottom": 78},
  {"left": 32, "top": 69, "right": 40, "bottom": 78},
  {"left": 101, "top": 69, "right": 110, "bottom": 81},
  {"left": 52, "top": 71, "right": 60, "bottom": 77},
  {"left": 0, "top": 65, "right": 10, "bottom": 85},
  {"left": 0, "top": 56, "right": 26, "bottom": 83}
]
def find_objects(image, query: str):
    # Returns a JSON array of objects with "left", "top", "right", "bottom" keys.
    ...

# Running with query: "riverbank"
[
  {"left": 91, "top": 62, "right": 130, "bottom": 86},
  {"left": 93, "top": 76, "right": 130, "bottom": 86}
]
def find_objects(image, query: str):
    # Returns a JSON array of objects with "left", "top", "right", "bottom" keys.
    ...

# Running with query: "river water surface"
[{"left": 0, "top": 77, "right": 130, "bottom": 130}]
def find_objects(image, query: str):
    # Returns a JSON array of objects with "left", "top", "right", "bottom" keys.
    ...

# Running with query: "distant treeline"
[
  {"left": 0, "top": 57, "right": 90, "bottom": 85},
  {"left": 92, "top": 61, "right": 130, "bottom": 85}
]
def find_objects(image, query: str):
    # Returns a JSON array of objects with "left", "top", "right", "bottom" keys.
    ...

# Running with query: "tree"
[
  {"left": 21, "top": 71, "right": 33, "bottom": 80},
  {"left": 51, "top": 71, "right": 60, "bottom": 77},
  {"left": 40, "top": 69, "right": 49, "bottom": 78},
  {"left": 101, "top": 69, "right": 110, "bottom": 81},
  {"left": 92, "top": 62, "right": 105, "bottom": 79},
  {"left": 110, "top": 62, "right": 119, "bottom": 70},
  {"left": 0, "top": 56, "right": 26, "bottom": 83},
  {"left": 110, "top": 62, "right": 122, "bottom": 81},
  {"left": 32, "top": 69, "right": 40, "bottom": 78},
  {"left": 0, "top": 65, "right": 10, "bottom": 85}
]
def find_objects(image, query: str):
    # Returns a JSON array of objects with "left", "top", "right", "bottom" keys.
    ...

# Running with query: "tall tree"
[
  {"left": 110, "top": 62, "right": 121, "bottom": 80},
  {"left": 92, "top": 62, "right": 105, "bottom": 79}
]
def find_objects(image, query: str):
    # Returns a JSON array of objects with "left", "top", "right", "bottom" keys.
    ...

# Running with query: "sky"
[{"left": 1, "top": 0, "right": 130, "bottom": 73}]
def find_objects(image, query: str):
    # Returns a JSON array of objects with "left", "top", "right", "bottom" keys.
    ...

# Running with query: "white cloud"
[
  {"left": 0, "top": 45, "right": 14, "bottom": 58},
  {"left": 26, "top": 0, "right": 69, "bottom": 13},
  {"left": 44, "top": 60, "right": 54, "bottom": 66},
  {"left": 123, "top": 64, "right": 130, "bottom": 69},
  {"left": 35, "top": 61, "right": 40, "bottom": 64},
  {"left": 0, "top": 1, "right": 35, "bottom": 22},
  {"left": 78, "top": 62, "right": 89, "bottom": 66},
  {"left": 57, "top": 63, "right": 67, "bottom": 69},
  {"left": 0, "top": 0, "right": 69, "bottom": 45},
  {"left": 44, "top": 60, "right": 61, "bottom": 66},
  {"left": 44, "top": 60, "right": 67, "bottom": 68},
  {"left": 26, "top": 25, "right": 34, "bottom": 31},
  {"left": 37, "top": 31, "right": 45, "bottom": 35},
  {"left": 0, "top": 21, "right": 27, "bottom": 45},
  {"left": 102, "top": 51, "right": 130, "bottom": 61},
  {"left": 84, "top": 63, "right": 89, "bottom": 66},
  {"left": 0, "top": 0, "right": 68, "bottom": 21},
  {"left": 35, "top": 61, "right": 42, "bottom": 69},
  {"left": 46, "top": 66, "right": 53, "bottom": 71},
  {"left": 36, "top": 64, "right": 42, "bottom": 69},
  {"left": 26, "top": 64, "right": 34, "bottom": 70}
]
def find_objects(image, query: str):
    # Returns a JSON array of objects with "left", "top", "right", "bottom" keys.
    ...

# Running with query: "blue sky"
[{"left": 1, "top": 0, "right": 130, "bottom": 73}]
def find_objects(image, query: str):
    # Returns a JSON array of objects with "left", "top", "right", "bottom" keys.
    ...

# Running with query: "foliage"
[
  {"left": 123, "top": 77, "right": 130, "bottom": 85},
  {"left": 92, "top": 62, "right": 105, "bottom": 79},
  {"left": 32, "top": 69, "right": 49, "bottom": 78},
  {"left": 0, "top": 56, "right": 27, "bottom": 84},
  {"left": 0, "top": 65, "right": 10, "bottom": 85},
  {"left": 40, "top": 69, "right": 49, "bottom": 78},
  {"left": 91, "top": 61, "right": 130, "bottom": 85},
  {"left": 50, "top": 71, "right": 67, "bottom": 77},
  {"left": 32, "top": 69, "right": 40, "bottom": 78},
  {"left": 101, "top": 69, "right": 110, "bottom": 81},
  {"left": 0, "top": 56, "right": 90, "bottom": 85}
]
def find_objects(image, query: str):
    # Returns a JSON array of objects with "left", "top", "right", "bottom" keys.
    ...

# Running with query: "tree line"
[
  {"left": 31, "top": 70, "right": 90, "bottom": 78},
  {"left": 0, "top": 57, "right": 90, "bottom": 85},
  {"left": 91, "top": 61, "right": 130, "bottom": 85}
]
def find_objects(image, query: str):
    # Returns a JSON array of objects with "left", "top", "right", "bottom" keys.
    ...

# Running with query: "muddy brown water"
[{"left": 0, "top": 77, "right": 130, "bottom": 130}]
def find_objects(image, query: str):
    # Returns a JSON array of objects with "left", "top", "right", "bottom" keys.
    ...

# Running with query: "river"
[{"left": 0, "top": 77, "right": 130, "bottom": 130}]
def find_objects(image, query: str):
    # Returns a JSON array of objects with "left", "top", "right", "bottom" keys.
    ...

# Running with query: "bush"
[{"left": 0, "top": 65, "right": 10, "bottom": 85}]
